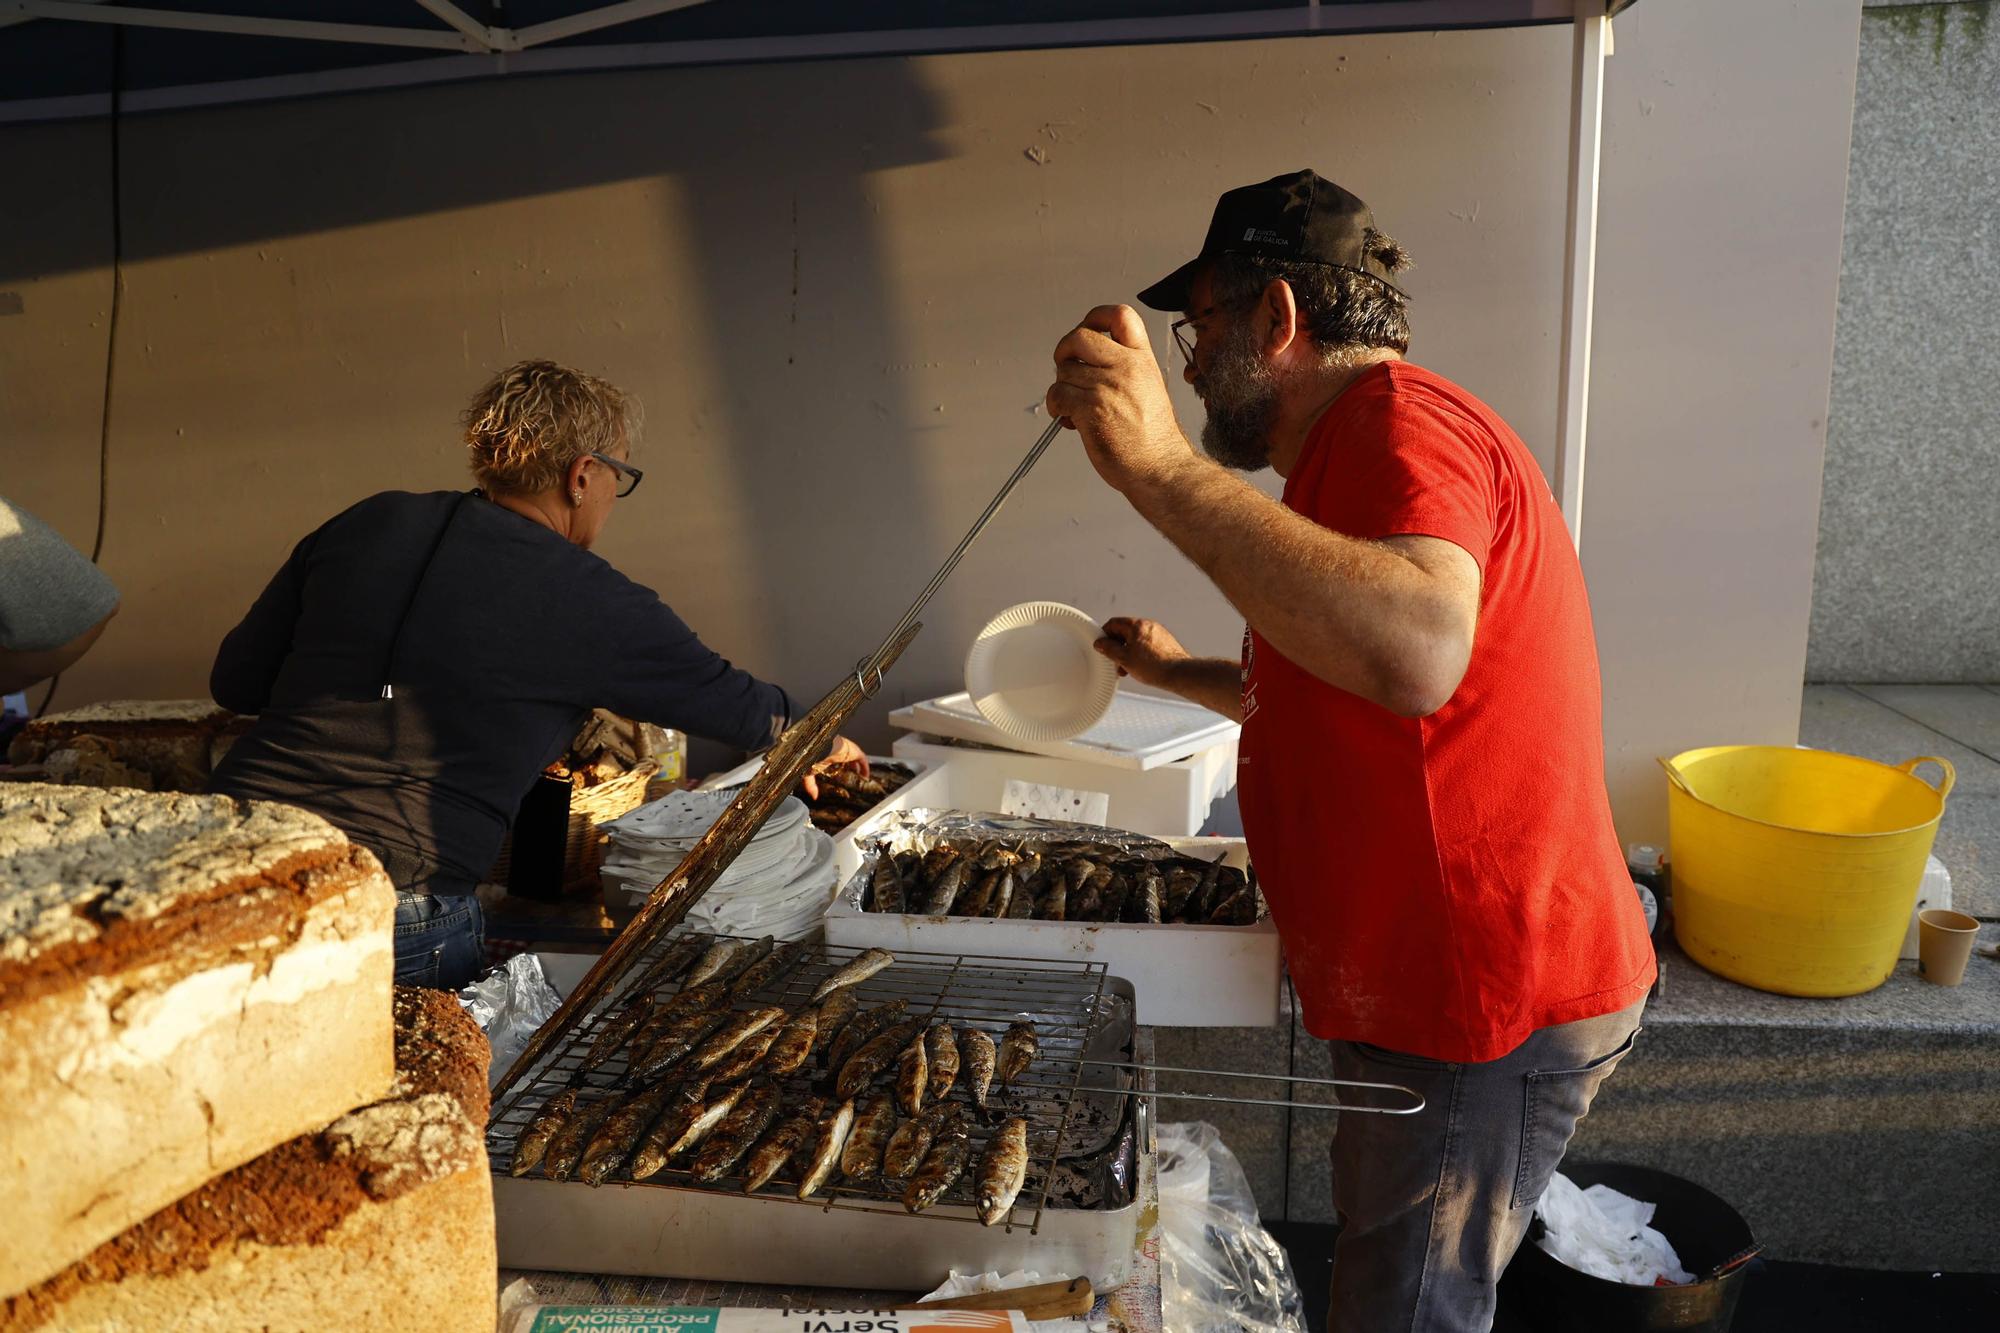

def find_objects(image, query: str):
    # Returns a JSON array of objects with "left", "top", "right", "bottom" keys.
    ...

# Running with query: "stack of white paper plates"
[{"left": 599, "top": 791, "right": 835, "bottom": 940}]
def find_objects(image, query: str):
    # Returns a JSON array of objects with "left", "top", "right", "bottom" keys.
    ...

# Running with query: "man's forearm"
[
  {"left": 1159, "top": 657, "right": 1244, "bottom": 723},
  {"left": 1125, "top": 455, "right": 1464, "bottom": 714}
]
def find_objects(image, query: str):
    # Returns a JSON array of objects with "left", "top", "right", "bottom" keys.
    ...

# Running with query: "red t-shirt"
[{"left": 1237, "top": 361, "right": 1655, "bottom": 1063}]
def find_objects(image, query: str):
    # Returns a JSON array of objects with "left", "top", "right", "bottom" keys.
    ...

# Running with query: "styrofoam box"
[
  {"left": 888, "top": 735, "right": 1238, "bottom": 839},
  {"left": 823, "top": 831, "right": 1282, "bottom": 1028}
]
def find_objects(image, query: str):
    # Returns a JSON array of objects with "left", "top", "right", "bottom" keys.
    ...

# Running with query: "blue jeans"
[
  {"left": 1325, "top": 999, "right": 1646, "bottom": 1333},
  {"left": 392, "top": 892, "right": 485, "bottom": 991}
]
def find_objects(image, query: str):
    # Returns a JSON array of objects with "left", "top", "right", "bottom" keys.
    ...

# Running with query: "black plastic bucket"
[{"left": 1499, "top": 1162, "right": 1761, "bottom": 1333}]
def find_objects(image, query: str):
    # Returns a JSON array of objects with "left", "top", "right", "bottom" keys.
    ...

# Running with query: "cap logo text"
[{"left": 1243, "top": 227, "right": 1289, "bottom": 246}]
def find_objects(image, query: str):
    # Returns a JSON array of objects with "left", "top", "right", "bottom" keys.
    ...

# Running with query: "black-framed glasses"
[
  {"left": 1169, "top": 301, "right": 1240, "bottom": 365},
  {"left": 590, "top": 450, "right": 644, "bottom": 498}
]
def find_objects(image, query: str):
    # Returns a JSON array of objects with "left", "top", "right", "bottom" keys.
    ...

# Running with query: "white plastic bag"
[
  {"left": 1535, "top": 1171, "right": 1694, "bottom": 1286},
  {"left": 1156, "top": 1122, "right": 1307, "bottom": 1333},
  {"left": 458, "top": 951, "right": 562, "bottom": 1087}
]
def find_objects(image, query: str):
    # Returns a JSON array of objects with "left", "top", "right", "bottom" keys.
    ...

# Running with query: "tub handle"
[
  {"left": 1657, "top": 756, "right": 1697, "bottom": 798},
  {"left": 1897, "top": 756, "right": 1956, "bottom": 799}
]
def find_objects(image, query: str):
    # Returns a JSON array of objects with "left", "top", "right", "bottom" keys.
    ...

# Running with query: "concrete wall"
[
  {"left": 1807, "top": 0, "right": 2000, "bottom": 683},
  {"left": 0, "top": 7, "right": 1858, "bottom": 848},
  {"left": 4, "top": 28, "right": 1573, "bottom": 760}
]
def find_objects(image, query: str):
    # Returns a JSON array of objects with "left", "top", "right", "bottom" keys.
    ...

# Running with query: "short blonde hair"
[{"left": 462, "top": 360, "right": 637, "bottom": 494}]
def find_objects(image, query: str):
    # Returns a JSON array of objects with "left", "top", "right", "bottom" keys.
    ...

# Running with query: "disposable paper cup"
[{"left": 1917, "top": 908, "right": 1980, "bottom": 987}]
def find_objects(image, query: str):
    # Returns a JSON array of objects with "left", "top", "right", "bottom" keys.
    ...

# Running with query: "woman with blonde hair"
[{"left": 209, "top": 359, "right": 860, "bottom": 988}]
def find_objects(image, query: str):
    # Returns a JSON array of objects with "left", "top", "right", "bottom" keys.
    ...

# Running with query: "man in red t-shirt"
[{"left": 1045, "top": 171, "right": 1655, "bottom": 1333}]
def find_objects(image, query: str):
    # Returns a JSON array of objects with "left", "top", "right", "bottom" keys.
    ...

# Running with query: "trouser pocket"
[
  {"left": 394, "top": 944, "right": 444, "bottom": 988},
  {"left": 1510, "top": 1026, "right": 1639, "bottom": 1209}
]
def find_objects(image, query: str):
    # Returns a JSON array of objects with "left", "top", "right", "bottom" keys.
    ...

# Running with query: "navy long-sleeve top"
[{"left": 208, "top": 490, "right": 791, "bottom": 888}]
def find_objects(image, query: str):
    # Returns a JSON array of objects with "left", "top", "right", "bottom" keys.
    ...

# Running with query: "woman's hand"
[{"left": 803, "top": 736, "right": 869, "bottom": 800}]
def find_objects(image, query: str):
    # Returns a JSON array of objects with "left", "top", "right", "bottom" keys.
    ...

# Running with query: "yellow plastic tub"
[{"left": 1659, "top": 745, "right": 1955, "bottom": 997}]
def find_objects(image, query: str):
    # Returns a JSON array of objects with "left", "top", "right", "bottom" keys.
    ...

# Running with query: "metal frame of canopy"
[{"left": 0, "top": 0, "right": 1626, "bottom": 542}]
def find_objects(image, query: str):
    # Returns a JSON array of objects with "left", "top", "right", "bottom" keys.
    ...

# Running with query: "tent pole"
[{"left": 1555, "top": 0, "right": 1608, "bottom": 552}]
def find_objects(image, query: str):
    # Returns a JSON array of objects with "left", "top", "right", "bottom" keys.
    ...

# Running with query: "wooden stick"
[
  {"left": 904, "top": 1276, "right": 1095, "bottom": 1319},
  {"left": 492, "top": 621, "right": 921, "bottom": 1100}
]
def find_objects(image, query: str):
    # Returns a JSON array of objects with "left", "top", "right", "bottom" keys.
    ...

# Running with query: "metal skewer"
[{"left": 1075, "top": 1058, "right": 1426, "bottom": 1115}]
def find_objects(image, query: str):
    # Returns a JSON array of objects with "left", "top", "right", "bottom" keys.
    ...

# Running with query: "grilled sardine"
[
  {"left": 881, "top": 1104, "right": 948, "bottom": 1183},
  {"left": 742, "top": 1096, "right": 826, "bottom": 1193},
  {"left": 902, "top": 1107, "right": 971, "bottom": 1213},
  {"left": 797, "top": 1098, "right": 855, "bottom": 1199},
  {"left": 682, "top": 938, "right": 741, "bottom": 989},
  {"left": 622, "top": 936, "right": 703, "bottom": 1000},
  {"left": 542, "top": 1096, "right": 616, "bottom": 1182},
  {"left": 763, "top": 1008, "right": 818, "bottom": 1077},
  {"left": 869, "top": 858, "right": 905, "bottom": 915},
  {"left": 960, "top": 1028, "right": 998, "bottom": 1113},
  {"left": 811, "top": 989, "right": 860, "bottom": 1064},
  {"left": 836, "top": 1019, "right": 925, "bottom": 1099},
  {"left": 579, "top": 995, "right": 655, "bottom": 1073},
  {"left": 810, "top": 947, "right": 895, "bottom": 1002},
  {"left": 976, "top": 1117, "right": 1030, "bottom": 1225},
  {"left": 827, "top": 999, "right": 909, "bottom": 1073},
  {"left": 728, "top": 939, "right": 805, "bottom": 998},
  {"left": 896, "top": 1032, "right": 928, "bottom": 1115},
  {"left": 706, "top": 1024, "right": 781, "bottom": 1082},
  {"left": 630, "top": 1007, "right": 731, "bottom": 1081},
  {"left": 510, "top": 1089, "right": 577, "bottom": 1177},
  {"left": 924, "top": 1024, "right": 959, "bottom": 1104},
  {"left": 841, "top": 1094, "right": 897, "bottom": 1179},
  {"left": 1138, "top": 868, "right": 1164, "bottom": 924},
  {"left": 628, "top": 1081, "right": 721, "bottom": 1180},
  {"left": 690, "top": 1081, "right": 783, "bottom": 1183},
  {"left": 578, "top": 1083, "right": 675, "bottom": 1186},
  {"left": 924, "top": 858, "right": 972, "bottom": 914},
  {"left": 689, "top": 1006, "right": 786, "bottom": 1072},
  {"left": 713, "top": 935, "right": 775, "bottom": 986},
  {"left": 998, "top": 1022, "right": 1038, "bottom": 1092}
]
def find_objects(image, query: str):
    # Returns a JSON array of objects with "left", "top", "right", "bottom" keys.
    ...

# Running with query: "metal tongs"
[{"left": 1078, "top": 1059, "right": 1426, "bottom": 1116}]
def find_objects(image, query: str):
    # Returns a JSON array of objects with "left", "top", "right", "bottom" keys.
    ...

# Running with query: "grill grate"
[{"left": 487, "top": 932, "right": 1128, "bottom": 1234}]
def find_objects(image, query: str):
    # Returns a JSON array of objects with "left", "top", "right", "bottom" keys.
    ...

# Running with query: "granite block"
[
  {"left": 1146, "top": 1021, "right": 1293, "bottom": 1221},
  {"left": 1567, "top": 1021, "right": 2000, "bottom": 1270},
  {"left": 1284, "top": 1025, "right": 1339, "bottom": 1225},
  {"left": 1648, "top": 937, "right": 2000, "bottom": 1035}
]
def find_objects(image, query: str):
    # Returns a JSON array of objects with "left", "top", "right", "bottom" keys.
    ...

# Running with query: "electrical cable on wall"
[{"left": 35, "top": 30, "right": 122, "bottom": 720}]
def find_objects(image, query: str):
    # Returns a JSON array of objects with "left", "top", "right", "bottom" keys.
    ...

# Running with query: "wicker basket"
[{"left": 492, "top": 760, "right": 658, "bottom": 901}]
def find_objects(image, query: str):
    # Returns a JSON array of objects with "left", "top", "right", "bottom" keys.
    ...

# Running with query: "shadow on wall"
[{"left": 4, "top": 46, "right": 957, "bottom": 764}]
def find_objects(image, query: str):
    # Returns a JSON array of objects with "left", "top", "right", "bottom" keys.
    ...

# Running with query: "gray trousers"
[{"left": 1326, "top": 999, "right": 1646, "bottom": 1333}]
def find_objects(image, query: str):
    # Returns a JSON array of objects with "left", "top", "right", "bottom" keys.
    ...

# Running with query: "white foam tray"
[
  {"left": 887, "top": 737, "right": 1237, "bottom": 839},
  {"left": 824, "top": 833, "right": 1282, "bottom": 1029},
  {"left": 890, "top": 690, "right": 1239, "bottom": 772}
]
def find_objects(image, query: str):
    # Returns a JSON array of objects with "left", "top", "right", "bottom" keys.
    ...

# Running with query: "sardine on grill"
[
  {"left": 579, "top": 994, "right": 655, "bottom": 1073},
  {"left": 682, "top": 938, "right": 742, "bottom": 990},
  {"left": 960, "top": 1028, "right": 998, "bottom": 1113},
  {"left": 622, "top": 936, "right": 704, "bottom": 1000},
  {"left": 840, "top": 1093, "right": 897, "bottom": 1179},
  {"left": 763, "top": 1008, "right": 819, "bottom": 1077},
  {"left": 998, "top": 1021, "right": 1038, "bottom": 1092},
  {"left": 510, "top": 1089, "right": 578, "bottom": 1177},
  {"left": 976, "top": 1117, "right": 1031, "bottom": 1225},
  {"left": 660, "top": 978, "right": 729, "bottom": 1023},
  {"left": 705, "top": 1023, "right": 782, "bottom": 1083},
  {"left": 810, "top": 947, "right": 895, "bottom": 1002},
  {"left": 924, "top": 1023, "right": 959, "bottom": 1104},
  {"left": 741, "top": 1096, "right": 826, "bottom": 1193},
  {"left": 688, "top": 1006, "right": 787, "bottom": 1073},
  {"left": 728, "top": 939, "right": 807, "bottom": 998},
  {"left": 542, "top": 1096, "right": 616, "bottom": 1182},
  {"left": 713, "top": 935, "right": 775, "bottom": 986},
  {"left": 690, "top": 1080, "right": 783, "bottom": 1183},
  {"left": 630, "top": 1007, "right": 731, "bottom": 1082},
  {"left": 902, "top": 1106, "right": 971, "bottom": 1214},
  {"left": 627, "top": 1080, "right": 721, "bottom": 1180},
  {"left": 811, "top": 989, "right": 860, "bottom": 1065},
  {"left": 836, "top": 1019, "right": 926, "bottom": 1099},
  {"left": 896, "top": 1032, "right": 929, "bottom": 1115},
  {"left": 579, "top": 1082, "right": 676, "bottom": 1187},
  {"left": 881, "top": 1103, "right": 948, "bottom": 1183},
  {"left": 797, "top": 1098, "right": 856, "bottom": 1199},
  {"left": 827, "top": 999, "right": 909, "bottom": 1074}
]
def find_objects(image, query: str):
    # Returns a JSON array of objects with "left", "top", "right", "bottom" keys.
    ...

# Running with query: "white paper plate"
[{"left": 964, "top": 600, "right": 1119, "bottom": 742}]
